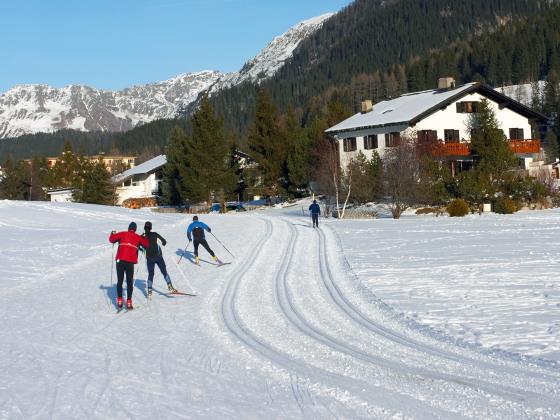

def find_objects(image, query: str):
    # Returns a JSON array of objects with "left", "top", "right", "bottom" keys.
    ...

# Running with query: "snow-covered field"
[{"left": 1, "top": 200, "right": 559, "bottom": 419}]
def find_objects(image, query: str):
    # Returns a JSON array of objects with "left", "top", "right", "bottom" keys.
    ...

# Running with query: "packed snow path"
[{"left": 0, "top": 202, "right": 559, "bottom": 419}]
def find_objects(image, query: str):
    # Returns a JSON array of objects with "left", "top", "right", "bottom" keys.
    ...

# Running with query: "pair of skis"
[{"left": 116, "top": 291, "right": 196, "bottom": 313}]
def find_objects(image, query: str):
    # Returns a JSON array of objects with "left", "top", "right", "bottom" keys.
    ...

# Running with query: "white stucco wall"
[
  {"left": 49, "top": 191, "right": 74, "bottom": 203},
  {"left": 115, "top": 173, "right": 159, "bottom": 205}
]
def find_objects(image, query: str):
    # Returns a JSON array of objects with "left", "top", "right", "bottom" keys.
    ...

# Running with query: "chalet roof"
[
  {"left": 325, "top": 82, "right": 546, "bottom": 135},
  {"left": 112, "top": 154, "right": 166, "bottom": 184}
]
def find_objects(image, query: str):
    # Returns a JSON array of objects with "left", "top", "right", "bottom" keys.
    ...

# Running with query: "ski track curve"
[
  {"left": 277, "top": 220, "right": 529, "bottom": 402},
  {"left": 218, "top": 216, "right": 454, "bottom": 418},
  {"left": 218, "top": 214, "right": 560, "bottom": 418}
]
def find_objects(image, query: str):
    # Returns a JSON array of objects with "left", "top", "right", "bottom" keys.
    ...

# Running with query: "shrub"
[
  {"left": 446, "top": 198, "right": 469, "bottom": 217},
  {"left": 494, "top": 197, "right": 517, "bottom": 214}
]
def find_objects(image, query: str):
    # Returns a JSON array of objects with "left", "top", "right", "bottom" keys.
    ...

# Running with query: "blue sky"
[{"left": 0, "top": 0, "right": 352, "bottom": 92}]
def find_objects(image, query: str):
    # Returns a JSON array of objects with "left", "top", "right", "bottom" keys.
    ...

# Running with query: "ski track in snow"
[{"left": 0, "top": 201, "right": 559, "bottom": 419}]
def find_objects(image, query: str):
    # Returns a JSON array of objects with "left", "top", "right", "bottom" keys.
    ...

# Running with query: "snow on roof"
[
  {"left": 112, "top": 154, "right": 166, "bottom": 184},
  {"left": 326, "top": 83, "right": 478, "bottom": 134}
]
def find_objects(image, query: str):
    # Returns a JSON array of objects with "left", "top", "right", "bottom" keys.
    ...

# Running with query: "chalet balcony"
[
  {"left": 431, "top": 139, "right": 541, "bottom": 158},
  {"left": 508, "top": 139, "right": 541, "bottom": 154},
  {"left": 431, "top": 143, "right": 471, "bottom": 157}
]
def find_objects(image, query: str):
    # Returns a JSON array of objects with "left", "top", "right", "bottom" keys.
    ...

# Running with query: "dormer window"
[{"left": 456, "top": 101, "right": 479, "bottom": 113}]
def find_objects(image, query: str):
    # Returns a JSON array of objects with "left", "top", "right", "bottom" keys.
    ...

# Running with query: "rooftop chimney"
[
  {"left": 361, "top": 100, "right": 373, "bottom": 113},
  {"left": 438, "top": 77, "right": 456, "bottom": 90}
]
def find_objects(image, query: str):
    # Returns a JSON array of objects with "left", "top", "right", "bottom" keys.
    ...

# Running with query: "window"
[
  {"left": 343, "top": 137, "right": 357, "bottom": 152},
  {"left": 386, "top": 132, "right": 400, "bottom": 147},
  {"left": 364, "top": 134, "right": 378, "bottom": 150},
  {"left": 444, "top": 129, "right": 460, "bottom": 144},
  {"left": 509, "top": 128, "right": 525, "bottom": 140},
  {"left": 418, "top": 130, "right": 438, "bottom": 143},
  {"left": 456, "top": 101, "right": 480, "bottom": 113}
]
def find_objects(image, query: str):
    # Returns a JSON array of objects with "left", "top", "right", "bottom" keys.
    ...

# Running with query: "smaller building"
[
  {"left": 47, "top": 187, "right": 76, "bottom": 203},
  {"left": 112, "top": 155, "right": 166, "bottom": 206}
]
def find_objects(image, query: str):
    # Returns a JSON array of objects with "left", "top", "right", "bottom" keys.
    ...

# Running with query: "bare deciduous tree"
[{"left": 383, "top": 136, "right": 419, "bottom": 218}]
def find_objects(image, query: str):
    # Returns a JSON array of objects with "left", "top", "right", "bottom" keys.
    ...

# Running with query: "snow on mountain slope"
[
  {"left": 211, "top": 13, "right": 333, "bottom": 92},
  {"left": 0, "top": 71, "right": 221, "bottom": 139},
  {"left": 1, "top": 200, "right": 559, "bottom": 418},
  {"left": 0, "top": 13, "right": 333, "bottom": 139}
]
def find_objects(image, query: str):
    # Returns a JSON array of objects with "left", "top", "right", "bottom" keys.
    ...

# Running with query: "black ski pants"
[
  {"left": 312, "top": 213, "right": 319, "bottom": 228},
  {"left": 193, "top": 238, "right": 215, "bottom": 258},
  {"left": 146, "top": 254, "right": 169, "bottom": 289},
  {"left": 116, "top": 260, "right": 134, "bottom": 299}
]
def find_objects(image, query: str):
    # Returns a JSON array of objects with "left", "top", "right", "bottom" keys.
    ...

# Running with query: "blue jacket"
[
  {"left": 187, "top": 221, "right": 211, "bottom": 241},
  {"left": 309, "top": 203, "right": 321, "bottom": 215}
]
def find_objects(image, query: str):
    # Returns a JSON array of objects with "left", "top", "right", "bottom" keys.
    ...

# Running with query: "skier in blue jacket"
[
  {"left": 309, "top": 200, "right": 321, "bottom": 228},
  {"left": 187, "top": 216, "right": 222, "bottom": 265}
]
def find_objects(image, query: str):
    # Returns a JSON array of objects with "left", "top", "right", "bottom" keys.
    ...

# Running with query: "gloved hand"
[
  {"left": 208, "top": 228, "right": 212, "bottom": 233},
  {"left": 111, "top": 230, "right": 116, "bottom": 234}
]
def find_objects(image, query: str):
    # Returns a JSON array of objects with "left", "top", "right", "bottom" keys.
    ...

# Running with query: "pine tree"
[
  {"left": 543, "top": 70, "right": 559, "bottom": 114},
  {"left": 246, "top": 90, "right": 285, "bottom": 196},
  {"left": 0, "top": 156, "right": 28, "bottom": 200},
  {"left": 468, "top": 99, "right": 516, "bottom": 194},
  {"left": 162, "top": 126, "right": 189, "bottom": 205},
  {"left": 162, "top": 97, "right": 237, "bottom": 205},
  {"left": 74, "top": 161, "right": 115, "bottom": 205},
  {"left": 51, "top": 141, "right": 81, "bottom": 188},
  {"left": 284, "top": 107, "right": 310, "bottom": 195},
  {"left": 180, "top": 95, "right": 238, "bottom": 204}
]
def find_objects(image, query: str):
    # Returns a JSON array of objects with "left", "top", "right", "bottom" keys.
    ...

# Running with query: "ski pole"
[
  {"left": 177, "top": 241, "right": 190, "bottom": 264},
  {"left": 110, "top": 243, "right": 115, "bottom": 288},
  {"left": 107, "top": 242, "right": 115, "bottom": 309},
  {"left": 209, "top": 232, "right": 235, "bottom": 259},
  {"left": 166, "top": 246, "right": 196, "bottom": 294}
]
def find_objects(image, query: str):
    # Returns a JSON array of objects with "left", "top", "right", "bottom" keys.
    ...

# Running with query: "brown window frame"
[
  {"left": 456, "top": 101, "right": 480, "bottom": 113},
  {"left": 343, "top": 137, "right": 357, "bottom": 152},
  {"left": 509, "top": 128, "right": 525, "bottom": 140},
  {"left": 386, "top": 132, "right": 400, "bottom": 147},
  {"left": 444, "top": 129, "right": 460, "bottom": 144},
  {"left": 363, "top": 134, "right": 378, "bottom": 150},
  {"left": 418, "top": 130, "right": 438, "bottom": 143}
]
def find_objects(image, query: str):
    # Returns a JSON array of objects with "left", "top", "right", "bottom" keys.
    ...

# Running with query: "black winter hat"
[
  {"left": 128, "top": 222, "right": 137, "bottom": 232},
  {"left": 193, "top": 215, "right": 198, "bottom": 221},
  {"left": 144, "top": 221, "right": 152, "bottom": 232}
]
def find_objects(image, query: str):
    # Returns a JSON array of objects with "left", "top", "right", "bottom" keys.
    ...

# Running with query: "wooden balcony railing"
[
  {"left": 430, "top": 139, "right": 541, "bottom": 158},
  {"left": 431, "top": 143, "right": 471, "bottom": 157},
  {"left": 508, "top": 139, "right": 541, "bottom": 154}
]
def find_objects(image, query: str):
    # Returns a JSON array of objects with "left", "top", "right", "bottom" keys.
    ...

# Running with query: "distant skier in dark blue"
[
  {"left": 309, "top": 200, "right": 321, "bottom": 228},
  {"left": 187, "top": 216, "right": 222, "bottom": 265}
]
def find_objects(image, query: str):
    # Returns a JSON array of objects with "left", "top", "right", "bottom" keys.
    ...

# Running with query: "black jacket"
[{"left": 142, "top": 231, "right": 167, "bottom": 258}]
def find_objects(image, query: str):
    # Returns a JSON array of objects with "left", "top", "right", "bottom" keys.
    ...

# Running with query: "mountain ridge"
[{"left": 0, "top": 13, "right": 334, "bottom": 139}]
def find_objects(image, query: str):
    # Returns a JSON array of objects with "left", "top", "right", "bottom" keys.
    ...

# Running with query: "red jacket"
[{"left": 109, "top": 230, "right": 149, "bottom": 264}]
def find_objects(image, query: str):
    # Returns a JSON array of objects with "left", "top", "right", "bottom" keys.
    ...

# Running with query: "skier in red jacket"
[{"left": 109, "top": 222, "right": 149, "bottom": 310}]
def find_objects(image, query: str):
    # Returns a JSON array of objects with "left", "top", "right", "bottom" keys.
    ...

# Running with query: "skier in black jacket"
[{"left": 142, "top": 221, "right": 177, "bottom": 299}]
